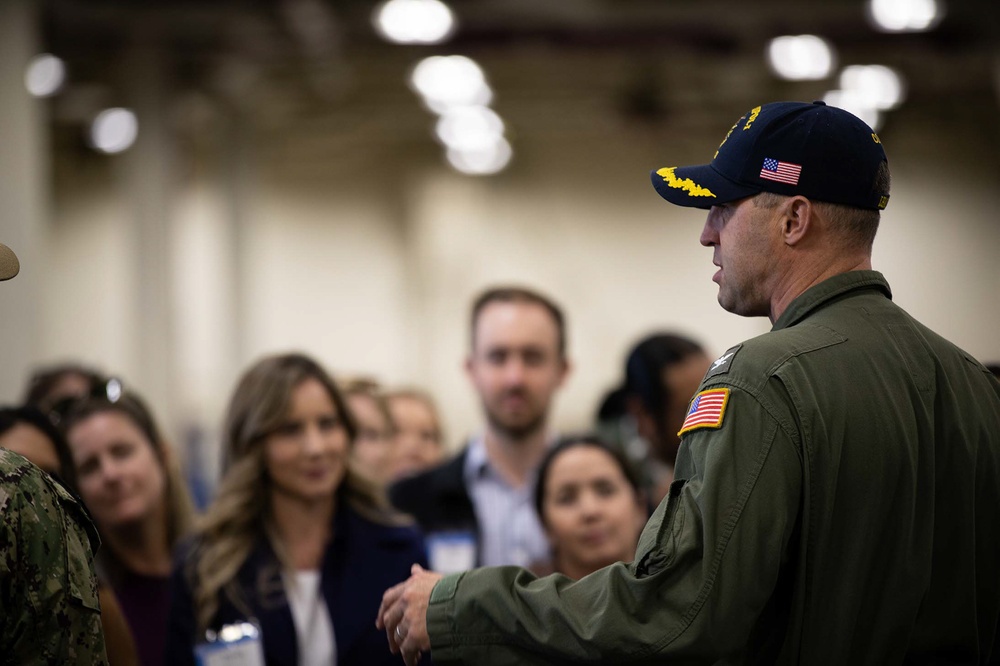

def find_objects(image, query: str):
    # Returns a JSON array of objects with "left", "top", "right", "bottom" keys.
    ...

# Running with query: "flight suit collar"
[{"left": 772, "top": 270, "right": 892, "bottom": 331}]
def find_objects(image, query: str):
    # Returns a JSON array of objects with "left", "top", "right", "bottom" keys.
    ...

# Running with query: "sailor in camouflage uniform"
[
  {"left": 378, "top": 102, "right": 1000, "bottom": 665},
  {"left": 0, "top": 242, "right": 108, "bottom": 664}
]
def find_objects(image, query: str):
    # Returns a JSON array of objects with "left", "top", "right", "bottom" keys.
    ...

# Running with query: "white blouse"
[{"left": 282, "top": 570, "right": 336, "bottom": 666}]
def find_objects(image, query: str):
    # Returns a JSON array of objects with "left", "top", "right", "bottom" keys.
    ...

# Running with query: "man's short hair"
[
  {"left": 470, "top": 286, "right": 567, "bottom": 356},
  {"left": 753, "top": 159, "right": 889, "bottom": 251}
]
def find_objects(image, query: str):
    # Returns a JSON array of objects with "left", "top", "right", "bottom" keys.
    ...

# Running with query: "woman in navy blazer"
[{"left": 165, "top": 353, "right": 429, "bottom": 666}]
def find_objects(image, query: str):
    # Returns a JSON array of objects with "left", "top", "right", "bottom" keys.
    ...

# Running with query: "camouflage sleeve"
[{"left": 0, "top": 451, "right": 109, "bottom": 665}]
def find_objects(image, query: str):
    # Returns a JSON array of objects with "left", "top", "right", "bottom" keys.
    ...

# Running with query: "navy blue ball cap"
[{"left": 651, "top": 100, "right": 890, "bottom": 211}]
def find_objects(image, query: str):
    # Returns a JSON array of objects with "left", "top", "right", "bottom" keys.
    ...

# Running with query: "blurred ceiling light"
[
  {"left": 24, "top": 54, "right": 67, "bottom": 98},
  {"left": 435, "top": 106, "right": 505, "bottom": 151},
  {"left": 839, "top": 64, "right": 905, "bottom": 110},
  {"left": 823, "top": 90, "right": 882, "bottom": 131},
  {"left": 88, "top": 108, "right": 139, "bottom": 154},
  {"left": 410, "top": 55, "right": 492, "bottom": 112},
  {"left": 867, "top": 0, "right": 944, "bottom": 32},
  {"left": 374, "top": 0, "right": 456, "bottom": 45},
  {"left": 767, "top": 35, "right": 835, "bottom": 81},
  {"left": 446, "top": 136, "right": 512, "bottom": 175}
]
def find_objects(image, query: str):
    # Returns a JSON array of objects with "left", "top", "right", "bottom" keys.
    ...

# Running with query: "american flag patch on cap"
[
  {"left": 678, "top": 388, "right": 730, "bottom": 436},
  {"left": 760, "top": 158, "right": 802, "bottom": 186}
]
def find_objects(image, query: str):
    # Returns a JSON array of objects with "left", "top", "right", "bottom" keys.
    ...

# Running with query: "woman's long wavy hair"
[
  {"left": 190, "top": 352, "right": 398, "bottom": 634},
  {"left": 62, "top": 391, "right": 197, "bottom": 585}
]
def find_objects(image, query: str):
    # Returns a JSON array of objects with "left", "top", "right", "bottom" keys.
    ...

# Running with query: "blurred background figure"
[
  {"left": 593, "top": 385, "right": 631, "bottom": 452},
  {"left": 23, "top": 362, "right": 105, "bottom": 411},
  {"left": 613, "top": 333, "right": 712, "bottom": 505},
  {"left": 22, "top": 362, "right": 118, "bottom": 426},
  {"left": 0, "top": 404, "right": 139, "bottom": 666},
  {"left": 0, "top": 404, "right": 75, "bottom": 482},
  {"left": 342, "top": 377, "right": 396, "bottom": 488},
  {"left": 386, "top": 387, "right": 444, "bottom": 481},
  {"left": 166, "top": 353, "right": 428, "bottom": 666},
  {"left": 390, "top": 286, "right": 571, "bottom": 572},
  {"left": 63, "top": 392, "right": 196, "bottom": 666},
  {"left": 531, "top": 435, "right": 647, "bottom": 580}
]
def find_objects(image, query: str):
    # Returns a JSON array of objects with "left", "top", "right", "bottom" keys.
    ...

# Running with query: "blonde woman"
[
  {"left": 166, "top": 353, "right": 428, "bottom": 666},
  {"left": 385, "top": 388, "right": 445, "bottom": 481},
  {"left": 342, "top": 378, "right": 396, "bottom": 488},
  {"left": 63, "top": 391, "right": 196, "bottom": 666}
]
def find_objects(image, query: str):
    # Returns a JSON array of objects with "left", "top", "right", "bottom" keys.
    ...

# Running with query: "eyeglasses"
[{"left": 47, "top": 377, "right": 124, "bottom": 426}]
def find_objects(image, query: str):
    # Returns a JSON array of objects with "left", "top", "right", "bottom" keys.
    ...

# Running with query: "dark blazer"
[
  {"left": 388, "top": 447, "right": 483, "bottom": 567},
  {"left": 165, "top": 504, "right": 428, "bottom": 666}
]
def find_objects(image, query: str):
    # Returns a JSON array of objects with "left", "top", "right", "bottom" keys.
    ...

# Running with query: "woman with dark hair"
[
  {"left": 0, "top": 404, "right": 140, "bottom": 666},
  {"left": 166, "top": 352, "right": 429, "bottom": 666},
  {"left": 619, "top": 333, "right": 712, "bottom": 503},
  {"left": 0, "top": 405, "right": 76, "bottom": 484},
  {"left": 531, "top": 435, "right": 648, "bottom": 580},
  {"left": 22, "top": 362, "right": 111, "bottom": 421},
  {"left": 63, "top": 392, "right": 196, "bottom": 666}
]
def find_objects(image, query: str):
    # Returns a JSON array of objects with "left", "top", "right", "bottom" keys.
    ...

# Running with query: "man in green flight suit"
[
  {"left": 0, "top": 241, "right": 109, "bottom": 664},
  {"left": 377, "top": 101, "right": 1000, "bottom": 665}
]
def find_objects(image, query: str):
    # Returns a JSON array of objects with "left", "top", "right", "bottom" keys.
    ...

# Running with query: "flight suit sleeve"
[{"left": 424, "top": 385, "right": 802, "bottom": 665}]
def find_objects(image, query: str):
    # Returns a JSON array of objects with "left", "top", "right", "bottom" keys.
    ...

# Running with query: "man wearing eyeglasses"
[{"left": 0, "top": 241, "right": 109, "bottom": 664}]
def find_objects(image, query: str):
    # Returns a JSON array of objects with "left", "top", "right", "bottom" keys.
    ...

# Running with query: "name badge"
[
  {"left": 195, "top": 621, "right": 266, "bottom": 666},
  {"left": 426, "top": 531, "right": 477, "bottom": 573}
]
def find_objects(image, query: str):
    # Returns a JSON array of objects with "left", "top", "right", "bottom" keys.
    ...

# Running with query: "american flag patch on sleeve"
[{"left": 678, "top": 388, "right": 730, "bottom": 436}]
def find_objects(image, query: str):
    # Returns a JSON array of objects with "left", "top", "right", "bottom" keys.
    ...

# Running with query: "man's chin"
[{"left": 487, "top": 413, "right": 546, "bottom": 441}]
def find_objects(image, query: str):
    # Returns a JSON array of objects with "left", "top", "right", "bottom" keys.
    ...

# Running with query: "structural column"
[
  {"left": 116, "top": 31, "right": 177, "bottom": 425},
  {"left": 0, "top": 0, "right": 46, "bottom": 402}
]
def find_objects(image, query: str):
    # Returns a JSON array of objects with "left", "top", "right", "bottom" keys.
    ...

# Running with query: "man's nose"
[
  {"left": 700, "top": 209, "right": 721, "bottom": 247},
  {"left": 502, "top": 357, "right": 527, "bottom": 383}
]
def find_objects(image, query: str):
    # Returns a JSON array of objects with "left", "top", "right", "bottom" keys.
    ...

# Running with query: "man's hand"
[{"left": 376, "top": 564, "right": 444, "bottom": 666}]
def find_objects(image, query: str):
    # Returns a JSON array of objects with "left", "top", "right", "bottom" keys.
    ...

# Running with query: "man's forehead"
[{"left": 473, "top": 300, "right": 560, "bottom": 349}]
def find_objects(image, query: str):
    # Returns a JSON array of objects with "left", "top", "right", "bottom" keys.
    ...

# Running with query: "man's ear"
[
  {"left": 781, "top": 195, "right": 813, "bottom": 247},
  {"left": 556, "top": 357, "right": 572, "bottom": 388}
]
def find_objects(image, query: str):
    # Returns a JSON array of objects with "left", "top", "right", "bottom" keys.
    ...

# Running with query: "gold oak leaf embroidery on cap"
[{"left": 656, "top": 167, "right": 715, "bottom": 198}]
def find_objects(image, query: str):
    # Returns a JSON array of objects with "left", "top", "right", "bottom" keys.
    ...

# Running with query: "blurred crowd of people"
[
  {"left": 0, "top": 284, "right": 726, "bottom": 665},
  {"left": 8, "top": 284, "right": 997, "bottom": 665}
]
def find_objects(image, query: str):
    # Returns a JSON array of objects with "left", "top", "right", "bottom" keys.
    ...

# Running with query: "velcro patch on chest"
[{"left": 678, "top": 388, "right": 730, "bottom": 436}]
